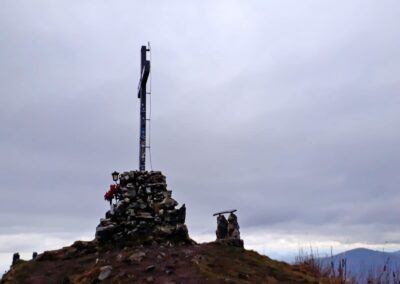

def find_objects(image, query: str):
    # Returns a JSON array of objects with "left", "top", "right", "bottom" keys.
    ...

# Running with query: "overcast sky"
[{"left": 1, "top": 0, "right": 400, "bottom": 272}]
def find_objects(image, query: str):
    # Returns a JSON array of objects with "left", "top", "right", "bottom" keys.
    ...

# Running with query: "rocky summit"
[
  {"left": 1, "top": 171, "right": 324, "bottom": 283},
  {"left": 95, "top": 171, "right": 191, "bottom": 246},
  {"left": 1, "top": 241, "right": 322, "bottom": 284}
]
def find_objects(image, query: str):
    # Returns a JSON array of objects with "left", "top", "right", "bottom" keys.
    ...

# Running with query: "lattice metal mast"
[{"left": 137, "top": 45, "right": 150, "bottom": 171}]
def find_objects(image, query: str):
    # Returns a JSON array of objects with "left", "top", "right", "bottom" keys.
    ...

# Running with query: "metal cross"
[{"left": 137, "top": 45, "right": 150, "bottom": 171}]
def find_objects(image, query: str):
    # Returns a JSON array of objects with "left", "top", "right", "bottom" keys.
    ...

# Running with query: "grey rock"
[
  {"left": 95, "top": 224, "right": 118, "bottom": 241},
  {"left": 165, "top": 264, "right": 175, "bottom": 275},
  {"left": 228, "top": 212, "right": 240, "bottom": 240},
  {"left": 231, "top": 228, "right": 240, "bottom": 239},
  {"left": 96, "top": 224, "right": 116, "bottom": 233},
  {"left": 176, "top": 204, "right": 186, "bottom": 223},
  {"left": 100, "top": 218, "right": 112, "bottom": 226},
  {"left": 145, "top": 265, "right": 156, "bottom": 272},
  {"left": 12, "top": 253, "right": 20, "bottom": 266},
  {"left": 136, "top": 212, "right": 153, "bottom": 219},
  {"left": 160, "top": 197, "right": 178, "bottom": 209},
  {"left": 128, "top": 251, "right": 146, "bottom": 263},
  {"left": 216, "top": 215, "right": 228, "bottom": 240},
  {"left": 129, "top": 202, "right": 139, "bottom": 209},
  {"left": 98, "top": 265, "right": 112, "bottom": 280},
  {"left": 158, "top": 225, "right": 173, "bottom": 235},
  {"left": 125, "top": 191, "right": 136, "bottom": 199},
  {"left": 127, "top": 228, "right": 138, "bottom": 235}
]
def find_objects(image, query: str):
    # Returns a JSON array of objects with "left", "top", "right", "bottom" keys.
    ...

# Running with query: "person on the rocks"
[
  {"left": 227, "top": 212, "right": 240, "bottom": 240},
  {"left": 216, "top": 214, "right": 228, "bottom": 240}
]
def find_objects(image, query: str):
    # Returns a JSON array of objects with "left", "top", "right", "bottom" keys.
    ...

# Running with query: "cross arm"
[{"left": 213, "top": 209, "right": 237, "bottom": 216}]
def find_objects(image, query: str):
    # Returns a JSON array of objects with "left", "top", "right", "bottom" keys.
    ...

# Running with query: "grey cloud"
[{"left": 1, "top": 0, "right": 400, "bottom": 251}]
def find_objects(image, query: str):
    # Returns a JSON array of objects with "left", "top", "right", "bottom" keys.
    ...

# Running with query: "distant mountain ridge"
[{"left": 319, "top": 248, "right": 400, "bottom": 282}]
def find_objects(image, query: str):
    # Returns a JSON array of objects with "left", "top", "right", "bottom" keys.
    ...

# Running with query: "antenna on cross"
[{"left": 137, "top": 43, "right": 151, "bottom": 171}]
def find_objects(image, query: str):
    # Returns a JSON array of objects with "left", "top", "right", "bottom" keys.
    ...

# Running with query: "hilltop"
[
  {"left": 1, "top": 171, "right": 322, "bottom": 283},
  {"left": 1, "top": 240, "right": 321, "bottom": 284}
]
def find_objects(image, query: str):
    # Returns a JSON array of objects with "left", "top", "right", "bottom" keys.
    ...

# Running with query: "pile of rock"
[
  {"left": 215, "top": 212, "right": 244, "bottom": 248},
  {"left": 95, "top": 171, "right": 191, "bottom": 245}
]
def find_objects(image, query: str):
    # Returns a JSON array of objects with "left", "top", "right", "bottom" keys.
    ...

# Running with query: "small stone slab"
[
  {"left": 145, "top": 265, "right": 156, "bottom": 272},
  {"left": 98, "top": 265, "right": 112, "bottom": 280}
]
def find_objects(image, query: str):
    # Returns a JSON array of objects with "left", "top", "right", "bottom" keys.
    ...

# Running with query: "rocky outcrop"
[{"left": 95, "top": 171, "right": 192, "bottom": 245}]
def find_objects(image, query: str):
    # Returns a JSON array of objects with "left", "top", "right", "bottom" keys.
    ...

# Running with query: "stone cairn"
[
  {"left": 95, "top": 171, "right": 191, "bottom": 245},
  {"left": 215, "top": 211, "right": 243, "bottom": 248}
]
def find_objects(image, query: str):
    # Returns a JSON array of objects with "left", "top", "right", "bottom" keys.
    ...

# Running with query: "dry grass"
[{"left": 293, "top": 247, "right": 357, "bottom": 284}]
